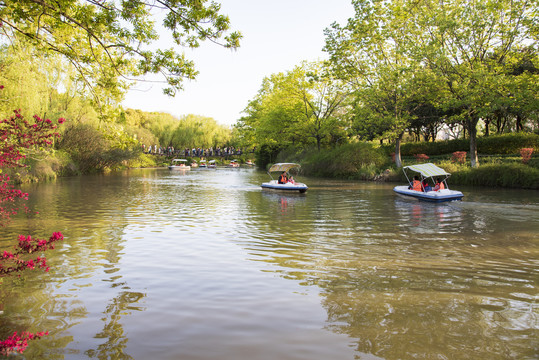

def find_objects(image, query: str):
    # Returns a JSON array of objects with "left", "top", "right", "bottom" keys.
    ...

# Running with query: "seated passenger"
[
  {"left": 409, "top": 176, "right": 422, "bottom": 191},
  {"left": 433, "top": 178, "right": 445, "bottom": 191},
  {"left": 278, "top": 172, "right": 288, "bottom": 184},
  {"left": 422, "top": 180, "right": 432, "bottom": 192}
]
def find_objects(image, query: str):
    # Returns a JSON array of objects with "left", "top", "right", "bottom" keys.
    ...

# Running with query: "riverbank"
[
  {"left": 275, "top": 142, "right": 539, "bottom": 190},
  {"left": 7, "top": 141, "right": 539, "bottom": 190}
]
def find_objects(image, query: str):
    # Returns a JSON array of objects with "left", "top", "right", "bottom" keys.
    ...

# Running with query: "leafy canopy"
[{"left": 0, "top": 0, "right": 242, "bottom": 98}]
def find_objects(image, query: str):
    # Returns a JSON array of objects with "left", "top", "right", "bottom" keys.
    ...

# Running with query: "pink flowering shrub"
[
  {"left": 451, "top": 151, "right": 467, "bottom": 164},
  {"left": 0, "top": 331, "right": 49, "bottom": 355},
  {"left": 413, "top": 153, "right": 429, "bottom": 162},
  {"left": 1, "top": 232, "right": 64, "bottom": 275},
  {"left": 520, "top": 148, "right": 533, "bottom": 164},
  {"left": 0, "top": 109, "right": 64, "bottom": 223},
  {"left": 0, "top": 85, "right": 65, "bottom": 353}
]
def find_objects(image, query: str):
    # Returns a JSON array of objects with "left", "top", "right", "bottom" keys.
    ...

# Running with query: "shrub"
[
  {"left": 300, "top": 142, "right": 388, "bottom": 180},
  {"left": 399, "top": 133, "right": 539, "bottom": 156},
  {"left": 414, "top": 153, "right": 429, "bottom": 162},
  {"left": 520, "top": 148, "right": 533, "bottom": 164},
  {"left": 450, "top": 163, "right": 539, "bottom": 189},
  {"left": 58, "top": 123, "right": 140, "bottom": 173},
  {"left": 452, "top": 151, "right": 467, "bottom": 164}
]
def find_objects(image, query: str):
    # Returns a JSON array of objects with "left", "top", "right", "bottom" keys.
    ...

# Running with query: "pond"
[{"left": 1, "top": 167, "right": 537, "bottom": 359}]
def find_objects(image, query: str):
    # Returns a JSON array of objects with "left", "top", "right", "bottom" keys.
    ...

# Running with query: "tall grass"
[{"left": 296, "top": 143, "right": 389, "bottom": 180}]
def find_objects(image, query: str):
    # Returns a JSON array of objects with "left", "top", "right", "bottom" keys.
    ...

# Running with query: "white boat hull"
[
  {"left": 261, "top": 180, "right": 308, "bottom": 193},
  {"left": 168, "top": 165, "right": 191, "bottom": 171},
  {"left": 393, "top": 185, "right": 463, "bottom": 202}
]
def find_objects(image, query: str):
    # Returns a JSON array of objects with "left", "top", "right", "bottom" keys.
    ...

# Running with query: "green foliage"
[
  {"left": 58, "top": 123, "right": 139, "bottom": 173},
  {"left": 126, "top": 153, "right": 157, "bottom": 169},
  {"left": 255, "top": 144, "right": 281, "bottom": 169},
  {"left": 477, "top": 133, "right": 539, "bottom": 155},
  {"left": 0, "top": 0, "right": 241, "bottom": 101},
  {"left": 236, "top": 62, "right": 351, "bottom": 152},
  {"left": 396, "top": 133, "right": 539, "bottom": 156},
  {"left": 123, "top": 110, "right": 231, "bottom": 149},
  {"left": 450, "top": 164, "right": 539, "bottom": 189},
  {"left": 300, "top": 142, "right": 389, "bottom": 180}
]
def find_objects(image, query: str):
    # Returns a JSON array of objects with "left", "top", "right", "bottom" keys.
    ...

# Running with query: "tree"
[
  {"left": 0, "top": 0, "right": 241, "bottom": 104},
  {"left": 324, "top": 0, "right": 427, "bottom": 167},
  {"left": 237, "top": 62, "right": 351, "bottom": 155},
  {"left": 411, "top": 0, "right": 538, "bottom": 167}
]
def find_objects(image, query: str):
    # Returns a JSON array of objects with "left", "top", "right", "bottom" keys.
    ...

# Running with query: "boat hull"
[
  {"left": 393, "top": 185, "right": 463, "bottom": 202},
  {"left": 168, "top": 165, "right": 191, "bottom": 171},
  {"left": 261, "top": 181, "right": 308, "bottom": 193}
]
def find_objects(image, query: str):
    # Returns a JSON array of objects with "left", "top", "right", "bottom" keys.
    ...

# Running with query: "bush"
[
  {"left": 300, "top": 142, "right": 389, "bottom": 180},
  {"left": 450, "top": 163, "right": 539, "bottom": 189},
  {"left": 398, "top": 133, "right": 539, "bottom": 156},
  {"left": 451, "top": 151, "right": 467, "bottom": 164},
  {"left": 520, "top": 148, "right": 534, "bottom": 164},
  {"left": 58, "top": 123, "right": 140, "bottom": 173}
]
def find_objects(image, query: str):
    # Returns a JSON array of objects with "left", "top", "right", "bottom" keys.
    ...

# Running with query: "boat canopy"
[
  {"left": 172, "top": 159, "right": 188, "bottom": 162},
  {"left": 403, "top": 163, "right": 450, "bottom": 178},
  {"left": 268, "top": 163, "right": 301, "bottom": 173}
]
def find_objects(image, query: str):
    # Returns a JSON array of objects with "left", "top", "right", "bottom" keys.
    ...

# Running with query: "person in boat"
[
  {"left": 278, "top": 172, "right": 289, "bottom": 184},
  {"left": 409, "top": 176, "right": 422, "bottom": 191},
  {"left": 434, "top": 178, "right": 445, "bottom": 191},
  {"left": 422, "top": 179, "right": 432, "bottom": 192}
]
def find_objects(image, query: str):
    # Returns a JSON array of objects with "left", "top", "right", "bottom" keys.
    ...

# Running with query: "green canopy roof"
[
  {"left": 403, "top": 163, "right": 451, "bottom": 177},
  {"left": 268, "top": 163, "right": 301, "bottom": 173}
]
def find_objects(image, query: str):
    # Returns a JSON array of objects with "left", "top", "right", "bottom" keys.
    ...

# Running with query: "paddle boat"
[
  {"left": 199, "top": 159, "right": 207, "bottom": 168},
  {"left": 168, "top": 159, "right": 190, "bottom": 171},
  {"left": 208, "top": 159, "right": 217, "bottom": 168},
  {"left": 228, "top": 160, "right": 240, "bottom": 168},
  {"left": 261, "top": 163, "right": 308, "bottom": 193},
  {"left": 393, "top": 163, "right": 463, "bottom": 202},
  {"left": 245, "top": 160, "right": 255, "bottom": 166}
]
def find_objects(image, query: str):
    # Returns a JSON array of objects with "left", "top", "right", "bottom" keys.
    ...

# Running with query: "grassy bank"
[{"left": 274, "top": 143, "right": 539, "bottom": 190}]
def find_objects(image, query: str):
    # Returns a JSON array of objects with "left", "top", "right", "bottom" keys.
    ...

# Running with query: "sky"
[{"left": 121, "top": 0, "right": 354, "bottom": 127}]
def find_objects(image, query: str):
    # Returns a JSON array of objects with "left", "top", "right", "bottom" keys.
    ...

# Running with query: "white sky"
[{"left": 121, "top": 0, "right": 354, "bottom": 127}]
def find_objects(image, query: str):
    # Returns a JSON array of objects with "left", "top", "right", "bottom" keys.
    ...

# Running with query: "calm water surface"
[{"left": 1, "top": 168, "right": 537, "bottom": 359}]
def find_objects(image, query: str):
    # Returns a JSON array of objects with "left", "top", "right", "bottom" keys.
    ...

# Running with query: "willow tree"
[{"left": 0, "top": 0, "right": 241, "bottom": 110}]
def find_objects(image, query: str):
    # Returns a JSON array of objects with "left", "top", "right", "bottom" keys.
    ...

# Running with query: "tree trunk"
[
  {"left": 394, "top": 132, "right": 404, "bottom": 168},
  {"left": 484, "top": 118, "right": 490, "bottom": 136},
  {"left": 467, "top": 117, "right": 480, "bottom": 168},
  {"left": 516, "top": 114, "right": 523, "bottom": 132}
]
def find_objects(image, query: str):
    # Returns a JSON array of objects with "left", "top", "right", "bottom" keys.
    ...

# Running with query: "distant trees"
[{"left": 123, "top": 110, "right": 232, "bottom": 151}]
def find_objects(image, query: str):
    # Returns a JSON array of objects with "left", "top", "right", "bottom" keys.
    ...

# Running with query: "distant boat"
[
  {"left": 393, "top": 163, "right": 463, "bottom": 202},
  {"left": 199, "top": 159, "right": 207, "bottom": 168},
  {"left": 168, "top": 159, "right": 190, "bottom": 171},
  {"left": 208, "top": 160, "right": 217, "bottom": 169},
  {"left": 261, "top": 163, "right": 308, "bottom": 193},
  {"left": 228, "top": 160, "right": 240, "bottom": 168}
]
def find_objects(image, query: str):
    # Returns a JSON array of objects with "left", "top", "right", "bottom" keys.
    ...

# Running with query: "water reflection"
[{"left": 0, "top": 169, "right": 537, "bottom": 359}]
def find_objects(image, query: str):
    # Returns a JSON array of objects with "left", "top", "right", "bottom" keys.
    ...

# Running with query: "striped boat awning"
[
  {"left": 403, "top": 163, "right": 451, "bottom": 177},
  {"left": 268, "top": 163, "right": 301, "bottom": 173}
]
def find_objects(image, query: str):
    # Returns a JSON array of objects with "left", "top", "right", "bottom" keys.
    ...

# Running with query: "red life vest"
[{"left": 412, "top": 180, "right": 422, "bottom": 191}]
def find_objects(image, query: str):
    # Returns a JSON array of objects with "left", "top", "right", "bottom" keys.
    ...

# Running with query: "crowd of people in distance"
[
  {"left": 142, "top": 145, "right": 247, "bottom": 157},
  {"left": 409, "top": 176, "right": 445, "bottom": 192}
]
